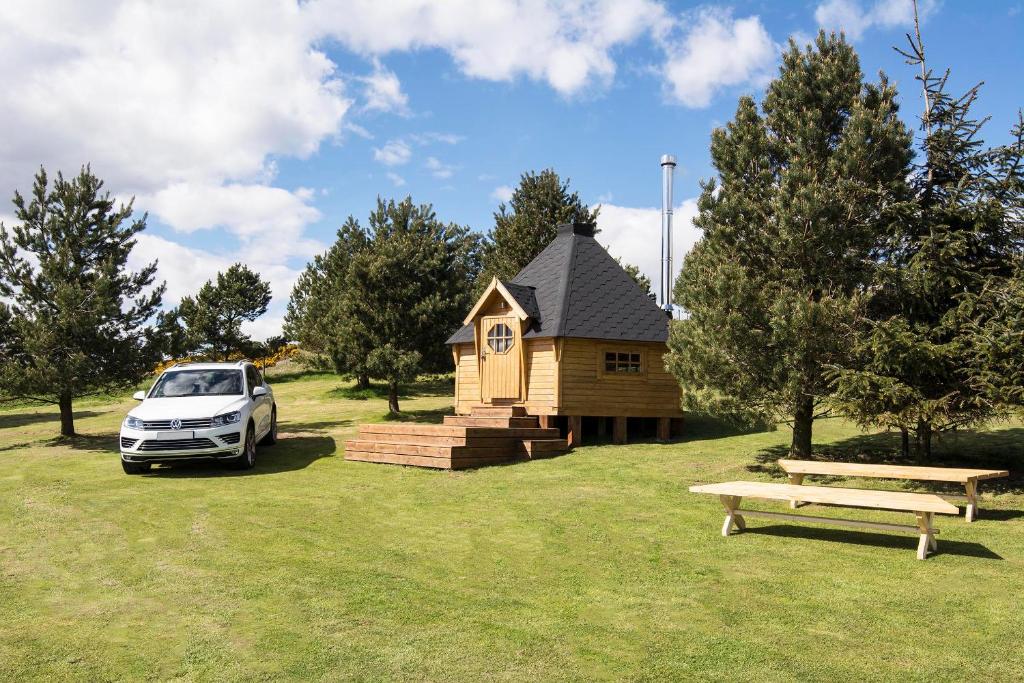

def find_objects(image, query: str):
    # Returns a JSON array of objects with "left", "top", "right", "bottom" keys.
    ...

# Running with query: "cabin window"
[
  {"left": 604, "top": 351, "right": 642, "bottom": 374},
  {"left": 487, "top": 323, "right": 514, "bottom": 353}
]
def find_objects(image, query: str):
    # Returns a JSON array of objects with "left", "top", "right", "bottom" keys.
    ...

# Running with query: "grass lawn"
[{"left": 2, "top": 370, "right": 1023, "bottom": 681}]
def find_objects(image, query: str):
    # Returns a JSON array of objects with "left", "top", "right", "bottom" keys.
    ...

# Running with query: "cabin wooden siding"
[
  {"left": 454, "top": 336, "right": 680, "bottom": 418},
  {"left": 454, "top": 338, "right": 558, "bottom": 414},
  {"left": 557, "top": 338, "right": 682, "bottom": 418}
]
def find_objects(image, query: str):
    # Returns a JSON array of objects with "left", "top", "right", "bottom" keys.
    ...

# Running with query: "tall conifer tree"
[
  {"left": 480, "top": 169, "right": 597, "bottom": 285},
  {"left": 666, "top": 33, "right": 913, "bottom": 456},
  {"left": 0, "top": 167, "right": 165, "bottom": 436},
  {"left": 828, "top": 6, "right": 1024, "bottom": 458}
]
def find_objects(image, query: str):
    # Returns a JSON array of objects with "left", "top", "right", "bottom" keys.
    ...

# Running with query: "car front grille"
[
  {"left": 142, "top": 418, "right": 213, "bottom": 431},
  {"left": 137, "top": 438, "right": 218, "bottom": 452},
  {"left": 121, "top": 437, "right": 138, "bottom": 449},
  {"left": 219, "top": 432, "right": 241, "bottom": 445}
]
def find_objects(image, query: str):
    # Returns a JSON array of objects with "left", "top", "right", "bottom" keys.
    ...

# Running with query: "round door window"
[{"left": 487, "top": 323, "right": 514, "bottom": 353}]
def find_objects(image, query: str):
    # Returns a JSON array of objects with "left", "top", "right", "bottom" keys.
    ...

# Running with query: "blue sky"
[{"left": 1, "top": 1, "right": 1022, "bottom": 337}]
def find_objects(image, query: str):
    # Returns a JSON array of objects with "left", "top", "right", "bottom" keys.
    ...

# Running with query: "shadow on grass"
[
  {"left": 747, "top": 428, "right": 1024, "bottom": 495},
  {"left": 743, "top": 524, "right": 1002, "bottom": 560},
  {"left": 0, "top": 410, "right": 101, "bottom": 430},
  {"left": 278, "top": 418, "right": 354, "bottom": 434},
  {"left": 146, "top": 434, "right": 336, "bottom": 477},
  {"left": 328, "top": 375, "right": 454, "bottom": 401},
  {"left": 382, "top": 407, "right": 449, "bottom": 424},
  {"left": 676, "top": 413, "right": 774, "bottom": 444}
]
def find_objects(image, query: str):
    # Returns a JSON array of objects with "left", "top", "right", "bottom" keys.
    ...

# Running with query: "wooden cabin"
[
  {"left": 446, "top": 221, "right": 683, "bottom": 445},
  {"left": 344, "top": 221, "right": 683, "bottom": 470}
]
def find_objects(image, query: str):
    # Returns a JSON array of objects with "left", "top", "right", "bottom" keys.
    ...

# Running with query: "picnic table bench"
[
  {"left": 777, "top": 459, "right": 1009, "bottom": 522},
  {"left": 689, "top": 481, "right": 960, "bottom": 560}
]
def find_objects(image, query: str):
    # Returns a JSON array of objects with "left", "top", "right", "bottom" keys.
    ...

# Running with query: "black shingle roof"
[{"left": 447, "top": 222, "right": 669, "bottom": 344}]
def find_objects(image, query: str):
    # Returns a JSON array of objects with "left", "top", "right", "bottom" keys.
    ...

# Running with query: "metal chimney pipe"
[{"left": 660, "top": 154, "right": 676, "bottom": 315}]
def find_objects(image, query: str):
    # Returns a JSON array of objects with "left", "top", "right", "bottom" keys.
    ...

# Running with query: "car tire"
[
  {"left": 259, "top": 407, "right": 277, "bottom": 446},
  {"left": 233, "top": 423, "right": 257, "bottom": 470},
  {"left": 122, "top": 460, "right": 151, "bottom": 475}
]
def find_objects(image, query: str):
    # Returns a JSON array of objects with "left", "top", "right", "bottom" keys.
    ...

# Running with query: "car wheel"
[
  {"left": 122, "top": 460, "right": 151, "bottom": 475},
  {"left": 259, "top": 407, "right": 277, "bottom": 446},
  {"left": 233, "top": 423, "right": 257, "bottom": 470}
]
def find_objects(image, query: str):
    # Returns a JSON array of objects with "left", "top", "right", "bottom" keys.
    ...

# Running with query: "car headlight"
[
  {"left": 124, "top": 415, "right": 144, "bottom": 430},
  {"left": 212, "top": 410, "right": 241, "bottom": 427}
]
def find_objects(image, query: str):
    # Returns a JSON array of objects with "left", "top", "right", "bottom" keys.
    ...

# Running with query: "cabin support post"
[
  {"left": 657, "top": 417, "right": 671, "bottom": 442},
  {"left": 538, "top": 415, "right": 554, "bottom": 430},
  {"left": 612, "top": 416, "right": 627, "bottom": 445},
  {"left": 597, "top": 417, "right": 607, "bottom": 437},
  {"left": 567, "top": 416, "right": 583, "bottom": 447}
]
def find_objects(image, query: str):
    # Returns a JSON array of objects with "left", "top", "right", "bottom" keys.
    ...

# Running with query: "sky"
[{"left": 1, "top": 0, "right": 1022, "bottom": 339}]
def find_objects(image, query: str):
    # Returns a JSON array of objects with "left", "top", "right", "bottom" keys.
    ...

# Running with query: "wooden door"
[{"left": 480, "top": 316, "right": 521, "bottom": 401}]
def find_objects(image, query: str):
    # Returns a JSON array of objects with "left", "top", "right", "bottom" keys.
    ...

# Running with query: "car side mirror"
[
  {"left": 132, "top": 391, "right": 146, "bottom": 401},
  {"left": 252, "top": 386, "right": 268, "bottom": 397}
]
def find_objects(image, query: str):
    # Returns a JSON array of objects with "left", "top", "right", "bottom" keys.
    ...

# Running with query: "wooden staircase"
[{"left": 344, "top": 406, "right": 570, "bottom": 469}]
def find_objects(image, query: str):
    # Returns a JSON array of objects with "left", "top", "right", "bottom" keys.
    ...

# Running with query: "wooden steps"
[
  {"left": 345, "top": 409, "right": 569, "bottom": 469},
  {"left": 443, "top": 415, "right": 538, "bottom": 428},
  {"left": 520, "top": 438, "right": 570, "bottom": 460},
  {"left": 468, "top": 405, "right": 528, "bottom": 417}
]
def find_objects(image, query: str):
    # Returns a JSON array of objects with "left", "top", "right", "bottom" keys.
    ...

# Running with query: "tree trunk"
[
  {"left": 387, "top": 382, "right": 400, "bottom": 415},
  {"left": 900, "top": 427, "right": 910, "bottom": 459},
  {"left": 58, "top": 392, "right": 76, "bottom": 437},
  {"left": 790, "top": 397, "right": 814, "bottom": 458},
  {"left": 356, "top": 373, "right": 370, "bottom": 390},
  {"left": 916, "top": 419, "right": 932, "bottom": 461}
]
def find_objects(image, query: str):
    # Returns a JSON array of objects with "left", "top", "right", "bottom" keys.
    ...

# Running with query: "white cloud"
[
  {"left": 128, "top": 234, "right": 301, "bottom": 341},
  {"left": 373, "top": 139, "right": 412, "bottom": 165},
  {"left": 425, "top": 156, "right": 455, "bottom": 179},
  {"left": 491, "top": 185, "right": 514, "bottom": 203},
  {"left": 661, "top": 9, "right": 777, "bottom": 108},
  {"left": 359, "top": 58, "right": 410, "bottom": 114},
  {"left": 814, "top": 0, "right": 937, "bottom": 40},
  {"left": 386, "top": 172, "right": 406, "bottom": 187},
  {"left": 0, "top": 1, "right": 349, "bottom": 195},
  {"left": 596, "top": 200, "right": 701, "bottom": 303},
  {"left": 305, "top": 0, "right": 669, "bottom": 96},
  {"left": 140, "top": 182, "right": 324, "bottom": 262}
]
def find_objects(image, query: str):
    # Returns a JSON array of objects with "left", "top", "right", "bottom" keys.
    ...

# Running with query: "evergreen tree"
[
  {"left": 480, "top": 169, "right": 597, "bottom": 285},
  {"left": 177, "top": 263, "right": 271, "bottom": 360},
  {"left": 828, "top": 11, "right": 1024, "bottom": 459},
  {"left": 0, "top": 167, "right": 165, "bottom": 436},
  {"left": 343, "top": 197, "right": 481, "bottom": 413},
  {"left": 283, "top": 218, "right": 371, "bottom": 386},
  {"left": 666, "top": 33, "right": 913, "bottom": 457}
]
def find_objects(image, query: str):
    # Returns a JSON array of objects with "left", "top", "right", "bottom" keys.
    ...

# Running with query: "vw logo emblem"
[{"left": 170, "top": 418, "right": 182, "bottom": 430}]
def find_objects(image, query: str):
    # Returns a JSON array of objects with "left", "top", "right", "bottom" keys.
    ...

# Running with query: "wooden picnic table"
[
  {"left": 689, "top": 481, "right": 960, "bottom": 560},
  {"left": 777, "top": 459, "right": 1009, "bottom": 522}
]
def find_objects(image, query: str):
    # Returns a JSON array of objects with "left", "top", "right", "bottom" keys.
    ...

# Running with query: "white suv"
[{"left": 119, "top": 361, "right": 277, "bottom": 474}]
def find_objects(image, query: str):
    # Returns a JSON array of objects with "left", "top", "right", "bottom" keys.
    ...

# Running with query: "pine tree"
[
  {"left": 480, "top": 169, "right": 597, "bottom": 285},
  {"left": 666, "top": 33, "right": 913, "bottom": 457},
  {"left": 0, "top": 166, "right": 165, "bottom": 436},
  {"left": 283, "top": 217, "right": 371, "bottom": 386},
  {"left": 177, "top": 263, "right": 271, "bottom": 360},
  {"left": 828, "top": 7, "right": 1024, "bottom": 459},
  {"left": 343, "top": 197, "right": 481, "bottom": 413}
]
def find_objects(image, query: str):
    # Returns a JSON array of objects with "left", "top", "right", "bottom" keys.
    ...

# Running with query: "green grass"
[{"left": 1, "top": 372, "right": 1023, "bottom": 681}]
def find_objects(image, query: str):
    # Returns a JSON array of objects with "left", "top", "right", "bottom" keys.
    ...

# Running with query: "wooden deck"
[{"left": 344, "top": 406, "right": 570, "bottom": 469}]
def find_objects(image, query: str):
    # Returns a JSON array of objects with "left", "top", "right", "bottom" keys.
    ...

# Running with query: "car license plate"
[{"left": 156, "top": 431, "right": 194, "bottom": 440}]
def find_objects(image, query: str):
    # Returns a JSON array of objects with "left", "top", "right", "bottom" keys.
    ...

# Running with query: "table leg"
[
  {"left": 719, "top": 495, "right": 745, "bottom": 536},
  {"left": 915, "top": 512, "right": 935, "bottom": 560},
  {"left": 965, "top": 479, "right": 978, "bottom": 523},
  {"left": 788, "top": 473, "right": 805, "bottom": 509}
]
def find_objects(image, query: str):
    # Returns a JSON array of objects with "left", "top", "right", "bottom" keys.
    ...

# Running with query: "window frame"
[
  {"left": 599, "top": 348, "right": 646, "bottom": 378},
  {"left": 486, "top": 322, "right": 515, "bottom": 355}
]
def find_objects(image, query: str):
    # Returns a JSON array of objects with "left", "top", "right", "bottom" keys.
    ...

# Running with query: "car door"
[{"left": 246, "top": 365, "right": 271, "bottom": 436}]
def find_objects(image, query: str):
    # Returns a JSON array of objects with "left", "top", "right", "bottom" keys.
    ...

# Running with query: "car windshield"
[{"left": 150, "top": 370, "right": 244, "bottom": 397}]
